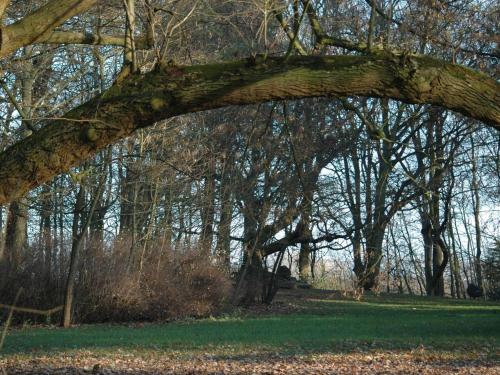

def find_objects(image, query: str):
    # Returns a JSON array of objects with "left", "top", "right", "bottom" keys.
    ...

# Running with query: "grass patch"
[{"left": 2, "top": 292, "right": 499, "bottom": 357}]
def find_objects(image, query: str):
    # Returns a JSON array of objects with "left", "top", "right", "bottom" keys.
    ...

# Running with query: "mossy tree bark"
[{"left": 0, "top": 54, "right": 498, "bottom": 205}]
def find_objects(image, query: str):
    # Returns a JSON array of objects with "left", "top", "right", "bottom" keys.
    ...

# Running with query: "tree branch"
[
  {"left": 262, "top": 228, "right": 346, "bottom": 256},
  {"left": 363, "top": 0, "right": 499, "bottom": 59},
  {"left": 273, "top": 11, "right": 307, "bottom": 56},
  {"left": 0, "top": 54, "right": 498, "bottom": 204},
  {"left": 0, "top": 0, "right": 98, "bottom": 57},
  {"left": 0, "top": 0, "right": 11, "bottom": 21},
  {"left": 301, "top": 0, "right": 374, "bottom": 53},
  {"left": 37, "top": 31, "right": 149, "bottom": 49}
]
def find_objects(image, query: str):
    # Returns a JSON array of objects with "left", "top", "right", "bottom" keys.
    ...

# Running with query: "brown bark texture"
[{"left": 0, "top": 54, "right": 498, "bottom": 204}]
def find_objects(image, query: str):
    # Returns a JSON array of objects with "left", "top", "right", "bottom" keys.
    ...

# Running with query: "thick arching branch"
[{"left": 0, "top": 54, "right": 498, "bottom": 204}]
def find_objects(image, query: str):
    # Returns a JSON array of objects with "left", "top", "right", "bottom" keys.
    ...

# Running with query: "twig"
[
  {"left": 0, "top": 288, "right": 23, "bottom": 352},
  {"left": 0, "top": 79, "right": 36, "bottom": 132},
  {"left": 0, "top": 303, "right": 63, "bottom": 316}
]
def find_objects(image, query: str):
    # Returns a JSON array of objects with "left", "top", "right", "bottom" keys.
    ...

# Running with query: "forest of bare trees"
[{"left": 0, "top": 0, "right": 498, "bottom": 326}]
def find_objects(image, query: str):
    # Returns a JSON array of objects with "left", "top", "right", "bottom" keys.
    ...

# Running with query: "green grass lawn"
[{"left": 2, "top": 292, "right": 499, "bottom": 357}]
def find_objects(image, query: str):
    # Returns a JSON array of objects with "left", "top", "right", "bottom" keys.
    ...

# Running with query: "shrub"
[
  {"left": 0, "top": 238, "right": 231, "bottom": 324},
  {"left": 78, "top": 246, "right": 231, "bottom": 323}
]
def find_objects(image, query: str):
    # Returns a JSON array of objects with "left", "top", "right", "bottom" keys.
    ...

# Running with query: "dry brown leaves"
[{"left": 1, "top": 349, "right": 499, "bottom": 374}]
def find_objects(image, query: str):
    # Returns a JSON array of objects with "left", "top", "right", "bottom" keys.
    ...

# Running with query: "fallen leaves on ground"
[{"left": 1, "top": 348, "right": 498, "bottom": 374}]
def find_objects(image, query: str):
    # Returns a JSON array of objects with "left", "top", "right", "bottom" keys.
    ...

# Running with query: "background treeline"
[{"left": 0, "top": 0, "right": 499, "bottom": 323}]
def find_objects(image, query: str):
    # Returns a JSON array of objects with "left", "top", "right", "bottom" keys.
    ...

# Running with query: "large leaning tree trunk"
[{"left": 0, "top": 53, "right": 498, "bottom": 205}]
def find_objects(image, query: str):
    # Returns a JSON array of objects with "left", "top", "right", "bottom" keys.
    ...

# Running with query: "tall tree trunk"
[
  {"left": 298, "top": 189, "right": 313, "bottom": 282},
  {"left": 234, "top": 211, "right": 264, "bottom": 305},
  {"left": 138, "top": 178, "right": 160, "bottom": 279},
  {"left": 216, "top": 160, "right": 233, "bottom": 270},
  {"left": 57, "top": 181, "right": 66, "bottom": 291},
  {"left": 298, "top": 242, "right": 312, "bottom": 282},
  {"left": 40, "top": 185, "right": 53, "bottom": 283},
  {"left": 200, "top": 156, "right": 216, "bottom": 254},
  {"left": 344, "top": 153, "right": 364, "bottom": 281},
  {"left": 403, "top": 214, "right": 425, "bottom": 295},
  {"left": 361, "top": 117, "right": 392, "bottom": 291},
  {"left": 62, "top": 185, "right": 85, "bottom": 327},
  {"left": 4, "top": 198, "right": 28, "bottom": 272},
  {"left": 418, "top": 110, "right": 449, "bottom": 296},
  {"left": 362, "top": 226, "right": 385, "bottom": 290},
  {"left": 470, "top": 137, "right": 483, "bottom": 290},
  {"left": 422, "top": 216, "right": 434, "bottom": 295},
  {"left": 62, "top": 165, "right": 107, "bottom": 327},
  {"left": 3, "top": 46, "right": 32, "bottom": 273},
  {"left": 123, "top": 0, "right": 137, "bottom": 72},
  {"left": 0, "top": 204, "right": 5, "bottom": 264},
  {"left": 240, "top": 247, "right": 264, "bottom": 306},
  {"left": 432, "top": 238, "right": 446, "bottom": 296}
]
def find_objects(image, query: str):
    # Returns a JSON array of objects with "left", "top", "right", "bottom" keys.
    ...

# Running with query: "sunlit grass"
[{"left": 2, "top": 294, "right": 499, "bottom": 357}]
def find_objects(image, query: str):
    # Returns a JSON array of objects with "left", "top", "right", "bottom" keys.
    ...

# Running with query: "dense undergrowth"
[{"left": 0, "top": 241, "right": 231, "bottom": 324}]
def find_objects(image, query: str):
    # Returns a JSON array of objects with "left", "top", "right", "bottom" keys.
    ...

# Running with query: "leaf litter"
[{"left": 1, "top": 347, "right": 498, "bottom": 374}]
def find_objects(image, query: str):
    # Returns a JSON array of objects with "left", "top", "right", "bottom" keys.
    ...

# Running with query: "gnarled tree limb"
[{"left": 0, "top": 54, "right": 498, "bottom": 204}]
